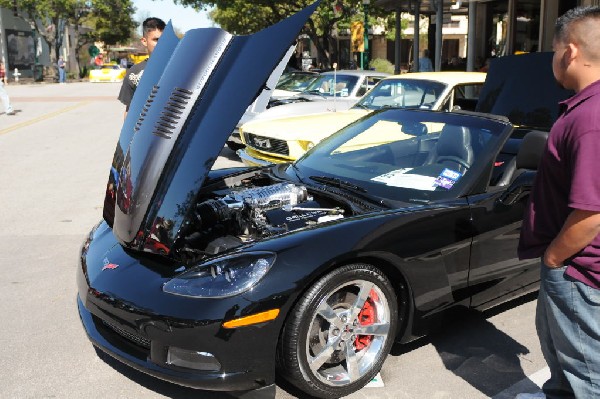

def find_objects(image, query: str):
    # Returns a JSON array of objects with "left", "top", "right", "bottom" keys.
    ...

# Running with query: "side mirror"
[{"left": 497, "top": 170, "right": 536, "bottom": 206}]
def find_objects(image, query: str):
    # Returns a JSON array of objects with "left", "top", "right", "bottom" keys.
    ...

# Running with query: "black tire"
[{"left": 278, "top": 264, "right": 398, "bottom": 399}]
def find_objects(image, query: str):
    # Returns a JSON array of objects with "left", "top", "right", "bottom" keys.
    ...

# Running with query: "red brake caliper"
[{"left": 354, "top": 289, "right": 378, "bottom": 351}]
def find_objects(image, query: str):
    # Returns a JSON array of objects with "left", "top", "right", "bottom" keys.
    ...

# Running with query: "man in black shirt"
[{"left": 118, "top": 17, "right": 166, "bottom": 118}]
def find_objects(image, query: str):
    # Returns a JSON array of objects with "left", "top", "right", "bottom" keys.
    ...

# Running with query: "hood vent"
[
  {"left": 135, "top": 85, "right": 160, "bottom": 133},
  {"left": 108, "top": 1, "right": 321, "bottom": 250},
  {"left": 153, "top": 87, "right": 193, "bottom": 139}
]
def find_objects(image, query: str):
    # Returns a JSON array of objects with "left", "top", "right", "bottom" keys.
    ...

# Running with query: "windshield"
[
  {"left": 276, "top": 72, "right": 318, "bottom": 92},
  {"left": 355, "top": 78, "right": 447, "bottom": 110},
  {"left": 302, "top": 74, "right": 360, "bottom": 97},
  {"left": 293, "top": 109, "right": 510, "bottom": 204}
]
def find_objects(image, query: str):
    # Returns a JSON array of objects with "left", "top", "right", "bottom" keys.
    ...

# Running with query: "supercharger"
[{"left": 187, "top": 182, "right": 344, "bottom": 255}]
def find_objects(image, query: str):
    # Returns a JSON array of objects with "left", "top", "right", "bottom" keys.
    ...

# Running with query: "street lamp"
[{"left": 362, "top": 0, "right": 370, "bottom": 70}]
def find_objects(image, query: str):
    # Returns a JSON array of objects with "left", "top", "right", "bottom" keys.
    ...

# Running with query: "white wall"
[{"left": 0, "top": 7, "right": 51, "bottom": 79}]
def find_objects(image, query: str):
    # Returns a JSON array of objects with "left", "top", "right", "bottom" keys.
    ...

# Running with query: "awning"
[{"left": 375, "top": 0, "right": 470, "bottom": 15}]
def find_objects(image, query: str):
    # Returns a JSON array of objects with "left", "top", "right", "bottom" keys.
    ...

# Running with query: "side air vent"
[
  {"left": 152, "top": 88, "right": 193, "bottom": 139},
  {"left": 134, "top": 85, "right": 160, "bottom": 132}
]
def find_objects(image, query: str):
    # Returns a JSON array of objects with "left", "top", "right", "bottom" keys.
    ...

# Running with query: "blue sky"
[{"left": 133, "top": 0, "right": 217, "bottom": 33}]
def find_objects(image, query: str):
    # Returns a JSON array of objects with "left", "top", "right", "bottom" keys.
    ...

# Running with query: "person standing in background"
[
  {"left": 118, "top": 17, "right": 166, "bottom": 118},
  {"left": 0, "top": 60, "right": 15, "bottom": 116},
  {"left": 517, "top": 6, "right": 600, "bottom": 399},
  {"left": 58, "top": 56, "right": 66, "bottom": 84},
  {"left": 418, "top": 49, "right": 433, "bottom": 72}
]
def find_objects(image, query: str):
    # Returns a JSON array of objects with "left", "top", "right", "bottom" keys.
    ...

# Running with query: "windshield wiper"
[
  {"left": 303, "top": 90, "right": 327, "bottom": 99},
  {"left": 309, "top": 176, "right": 390, "bottom": 209},
  {"left": 353, "top": 103, "right": 371, "bottom": 110},
  {"left": 310, "top": 176, "right": 367, "bottom": 192}
]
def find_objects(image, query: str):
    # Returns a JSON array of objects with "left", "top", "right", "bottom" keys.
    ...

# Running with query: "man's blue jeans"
[{"left": 536, "top": 262, "right": 600, "bottom": 398}]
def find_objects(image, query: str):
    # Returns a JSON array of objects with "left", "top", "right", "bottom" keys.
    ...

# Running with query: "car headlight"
[
  {"left": 299, "top": 140, "right": 315, "bottom": 151},
  {"left": 163, "top": 252, "right": 276, "bottom": 298}
]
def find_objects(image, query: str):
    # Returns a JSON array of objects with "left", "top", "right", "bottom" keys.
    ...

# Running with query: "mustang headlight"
[
  {"left": 298, "top": 140, "right": 315, "bottom": 151},
  {"left": 163, "top": 252, "right": 276, "bottom": 298}
]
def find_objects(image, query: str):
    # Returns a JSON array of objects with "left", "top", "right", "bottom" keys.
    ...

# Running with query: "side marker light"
[{"left": 222, "top": 309, "right": 280, "bottom": 329}]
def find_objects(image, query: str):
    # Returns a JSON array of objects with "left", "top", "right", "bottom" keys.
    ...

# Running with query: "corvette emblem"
[{"left": 102, "top": 258, "right": 119, "bottom": 271}]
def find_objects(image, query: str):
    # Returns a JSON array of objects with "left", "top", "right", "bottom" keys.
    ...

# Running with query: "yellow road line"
[{"left": 0, "top": 101, "right": 91, "bottom": 136}]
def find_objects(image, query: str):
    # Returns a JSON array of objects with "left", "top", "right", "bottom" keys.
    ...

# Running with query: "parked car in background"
[
  {"left": 227, "top": 69, "right": 389, "bottom": 151},
  {"left": 269, "top": 70, "right": 319, "bottom": 100},
  {"left": 268, "top": 69, "right": 389, "bottom": 107},
  {"left": 88, "top": 64, "right": 127, "bottom": 83},
  {"left": 238, "top": 71, "right": 486, "bottom": 166}
]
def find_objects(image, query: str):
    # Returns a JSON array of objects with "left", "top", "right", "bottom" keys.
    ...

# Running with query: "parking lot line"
[
  {"left": 492, "top": 367, "right": 549, "bottom": 399},
  {"left": 0, "top": 101, "right": 91, "bottom": 136}
]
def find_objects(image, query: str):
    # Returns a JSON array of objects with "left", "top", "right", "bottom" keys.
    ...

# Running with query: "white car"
[
  {"left": 269, "top": 70, "right": 319, "bottom": 100},
  {"left": 267, "top": 69, "right": 390, "bottom": 108},
  {"left": 227, "top": 70, "right": 390, "bottom": 150}
]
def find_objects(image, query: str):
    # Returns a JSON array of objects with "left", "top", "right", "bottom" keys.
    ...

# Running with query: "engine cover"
[{"left": 264, "top": 201, "right": 331, "bottom": 230}]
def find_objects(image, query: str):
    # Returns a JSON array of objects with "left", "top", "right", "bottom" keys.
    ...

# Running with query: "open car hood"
[
  {"left": 103, "top": 2, "right": 320, "bottom": 254},
  {"left": 476, "top": 52, "right": 574, "bottom": 130}
]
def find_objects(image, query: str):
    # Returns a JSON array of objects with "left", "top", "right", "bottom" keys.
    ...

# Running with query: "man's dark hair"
[
  {"left": 555, "top": 6, "right": 600, "bottom": 42},
  {"left": 142, "top": 17, "right": 166, "bottom": 36}
]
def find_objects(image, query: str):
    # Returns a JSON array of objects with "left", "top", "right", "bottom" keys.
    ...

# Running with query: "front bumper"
[
  {"left": 77, "top": 296, "right": 275, "bottom": 392},
  {"left": 236, "top": 148, "right": 275, "bottom": 167},
  {"left": 76, "top": 223, "right": 281, "bottom": 392},
  {"left": 89, "top": 74, "right": 124, "bottom": 83}
]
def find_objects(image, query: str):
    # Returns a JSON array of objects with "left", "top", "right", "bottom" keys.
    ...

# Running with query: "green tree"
[
  {"left": 172, "top": 0, "right": 391, "bottom": 69},
  {"left": 0, "top": 0, "right": 136, "bottom": 77},
  {"left": 74, "top": 0, "right": 138, "bottom": 76},
  {"left": 89, "top": 0, "right": 137, "bottom": 45}
]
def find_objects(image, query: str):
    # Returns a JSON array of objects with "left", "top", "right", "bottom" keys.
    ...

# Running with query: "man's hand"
[{"left": 544, "top": 209, "right": 600, "bottom": 268}]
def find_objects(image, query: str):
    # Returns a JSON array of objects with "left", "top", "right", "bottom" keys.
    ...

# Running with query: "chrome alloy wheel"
[{"left": 305, "top": 279, "right": 391, "bottom": 386}]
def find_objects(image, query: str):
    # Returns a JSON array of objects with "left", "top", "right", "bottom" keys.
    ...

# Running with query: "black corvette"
[{"left": 76, "top": 4, "right": 573, "bottom": 399}]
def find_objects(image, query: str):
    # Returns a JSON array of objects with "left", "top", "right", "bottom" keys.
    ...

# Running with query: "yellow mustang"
[{"left": 238, "top": 72, "right": 486, "bottom": 166}]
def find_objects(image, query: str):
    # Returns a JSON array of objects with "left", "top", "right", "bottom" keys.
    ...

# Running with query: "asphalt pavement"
[{"left": 0, "top": 81, "right": 548, "bottom": 399}]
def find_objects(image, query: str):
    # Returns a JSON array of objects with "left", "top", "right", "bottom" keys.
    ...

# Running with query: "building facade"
[
  {"left": 0, "top": 7, "right": 79, "bottom": 81},
  {"left": 374, "top": 0, "right": 595, "bottom": 73}
]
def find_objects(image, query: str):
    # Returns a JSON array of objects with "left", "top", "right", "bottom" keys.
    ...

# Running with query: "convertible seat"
[
  {"left": 426, "top": 125, "right": 473, "bottom": 174},
  {"left": 495, "top": 130, "right": 549, "bottom": 186}
]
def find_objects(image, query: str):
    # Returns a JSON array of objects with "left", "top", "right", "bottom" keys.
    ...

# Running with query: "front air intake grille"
[
  {"left": 102, "top": 320, "right": 151, "bottom": 349},
  {"left": 243, "top": 132, "right": 289, "bottom": 155},
  {"left": 153, "top": 88, "right": 193, "bottom": 139}
]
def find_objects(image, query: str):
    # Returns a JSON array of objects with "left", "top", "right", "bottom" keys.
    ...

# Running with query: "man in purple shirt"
[{"left": 518, "top": 6, "right": 600, "bottom": 399}]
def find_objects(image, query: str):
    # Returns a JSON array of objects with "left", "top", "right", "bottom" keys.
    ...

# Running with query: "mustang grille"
[
  {"left": 243, "top": 132, "right": 289, "bottom": 156},
  {"left": 102, "top": 320, "right": 151, "bottom": 349}
]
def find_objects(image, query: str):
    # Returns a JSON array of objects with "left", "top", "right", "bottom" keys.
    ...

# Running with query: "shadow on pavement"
[
  {"left": 391, "top": 291, "right": 538, "bottom": 397},
  {"left": 219, "top": 145, "right": 244, "bottom": 161}
]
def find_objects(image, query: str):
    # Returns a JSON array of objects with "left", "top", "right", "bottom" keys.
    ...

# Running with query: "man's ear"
[
  {"left": 566, "top": 42, "right": 578, "bottom": 63},
  {"left": 140, "top": 36, "right": 148, "bottom": 48},
  {"left": 559, "top": 43, "right": 576, "bottom": 70}
]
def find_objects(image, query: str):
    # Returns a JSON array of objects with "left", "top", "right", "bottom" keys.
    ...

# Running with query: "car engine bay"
[{"left": 174, "top": 175, "right": 347, "bottom": 259}]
